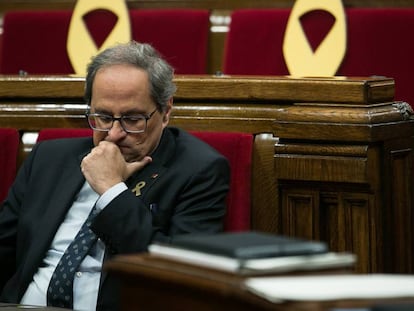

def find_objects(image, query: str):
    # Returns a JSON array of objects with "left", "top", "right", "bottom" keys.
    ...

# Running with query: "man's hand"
[{"left": 81, "top": 141, "right": 152, "bottom": 195}]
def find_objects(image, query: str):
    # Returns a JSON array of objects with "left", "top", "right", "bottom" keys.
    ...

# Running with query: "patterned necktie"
[{"left": 47, "top": 205, "right": 100, "bottom": 309}]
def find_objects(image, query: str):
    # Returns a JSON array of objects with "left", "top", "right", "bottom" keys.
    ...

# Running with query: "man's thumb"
[{"left": 126, "top": 156, "right": 152, "bottom": 177}]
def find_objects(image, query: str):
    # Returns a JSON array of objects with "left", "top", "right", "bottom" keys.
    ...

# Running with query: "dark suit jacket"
[{"left": 0, "top": 127, "right": 229, "bottom": 310}]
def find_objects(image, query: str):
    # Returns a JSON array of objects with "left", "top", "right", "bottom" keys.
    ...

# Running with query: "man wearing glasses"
[{"left": 0, "top": 41, "right": 230, "bottom": 311}]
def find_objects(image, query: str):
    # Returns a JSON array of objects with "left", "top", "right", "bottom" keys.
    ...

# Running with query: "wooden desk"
[{"left": 105, "top": 253, "right": 414, "bottom": 311}]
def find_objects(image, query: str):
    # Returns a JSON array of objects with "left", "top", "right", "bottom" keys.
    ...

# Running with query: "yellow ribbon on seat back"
[
  {"left": 283, "top": 0, "right": 346, "bottom": 77},
  {"left": 67, "top": 0, "right": 131, "bottom": 75}
]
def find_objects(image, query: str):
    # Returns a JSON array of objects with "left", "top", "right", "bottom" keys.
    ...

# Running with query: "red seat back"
[
  {"left": 0, "top": 10, "right": 74, "bottom": 74},
  {"left": 0, "top": 128, "right": 20, "bottom": 202},
  {"left": 223, "top": 9, "right": 291, "bottom": 75},
  {"left": 337, "top": 8, "right": 414, "bottom": 106},
  {"left": 0, "top": 9, "right": 209, "bottom": 75},
  {"left": 37, "top": 128, "right": 93, "bottom": 142},
  {"left": 36, "top": 128, "right": 253, "bottom": 231},
  {"left": 130, "top": 9, "right": 210, "bottom": 74},
  {"left": 190, "top": 131, "right": 253, "bottom": 232}
]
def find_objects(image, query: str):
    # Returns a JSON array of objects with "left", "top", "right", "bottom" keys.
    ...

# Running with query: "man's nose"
[{"left": 107, "top": 119, "right": 127, "bottom": 139}]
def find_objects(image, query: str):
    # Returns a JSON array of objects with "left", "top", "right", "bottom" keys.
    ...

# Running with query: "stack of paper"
[
  {"left": 244, "top": 274, "right": 414, "bottom": 303},
  {"left": 149, "top": 243, "right": 356, "bottom": 274}
]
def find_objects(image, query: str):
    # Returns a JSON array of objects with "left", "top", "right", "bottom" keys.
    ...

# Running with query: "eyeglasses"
[{"left": 86, "top": 108, "right": 158, "bottom": 133}]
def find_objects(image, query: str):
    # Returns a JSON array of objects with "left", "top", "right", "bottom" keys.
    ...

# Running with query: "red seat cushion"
[{"left": 0, "top": 128, "right": 19, "bottom": 202}]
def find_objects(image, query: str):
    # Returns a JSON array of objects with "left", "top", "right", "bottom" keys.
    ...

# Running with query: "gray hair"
[{"left": 84, "top": 41, "right": 177, "bottom": 112}]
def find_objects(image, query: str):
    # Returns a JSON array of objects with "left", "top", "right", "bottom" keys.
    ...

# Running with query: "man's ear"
[{"left": 162, "top": 98, "right": 173, "bottom": 126}]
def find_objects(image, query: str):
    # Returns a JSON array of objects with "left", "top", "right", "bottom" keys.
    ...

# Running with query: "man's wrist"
[{"left": 95, "top": 182, "right": 128, "bottom": 211}]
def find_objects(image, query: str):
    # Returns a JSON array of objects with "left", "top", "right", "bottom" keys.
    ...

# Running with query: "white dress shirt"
[{"left": 21, "top": 181, "right": 127, "bottom": 311}]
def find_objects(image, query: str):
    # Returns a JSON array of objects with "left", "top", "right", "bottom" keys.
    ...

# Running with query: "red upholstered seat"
[
  {"left": 130, "top": 9, "right": 210, "bottom": 74},
  {"left": 0, "top": 128, "right": 20, "bottom": 202},
  {"left": 36, "top": 128, "right": 253, "bottom": 231},
  {"left": 0, "top": 9, "right": 116, "bottom": 74},
  {"left": 222, "top": 8, "right": 336, "bottom": 74},
  {"left": 0, "top": 9, "right": 209, "bottom": 75},
  {"left": 337, "top": 8, "right": 414, "bottom": 107},
  {"left": 223, "top": 8, "right": 414, "bottom": 106},
  {"left": 223, "top": 9, "right": 291, "bottom": 75},
  {"left": 0, "top": 10, "right": 74, "bottom": 74}
]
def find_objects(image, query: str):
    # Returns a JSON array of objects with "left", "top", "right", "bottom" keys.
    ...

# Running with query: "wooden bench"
[{"left": 0, "top": 74, "right": 413, "bottom": 274}]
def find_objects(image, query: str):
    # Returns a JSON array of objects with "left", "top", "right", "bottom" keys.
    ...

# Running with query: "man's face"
[{"left": 89, "top": 64, "right": 171, "bottom": 163}]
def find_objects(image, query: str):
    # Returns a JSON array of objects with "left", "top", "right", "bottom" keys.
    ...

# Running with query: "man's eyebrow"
[
  {"left": 123, "top": 109, "right": 147, "bottom": 115},
  {"left": 93, "top": 108, "right": 111, "bottom": 115},
  {"left": 93, "top": 108, "right": 147, "bottom": 115}
]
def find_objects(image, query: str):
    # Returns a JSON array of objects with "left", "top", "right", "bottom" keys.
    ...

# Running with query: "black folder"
[{"left": 171, "top": 231, "right": 328, "bottom": 259}]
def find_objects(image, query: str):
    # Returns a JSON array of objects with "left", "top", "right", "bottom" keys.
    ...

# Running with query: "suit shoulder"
[{"left": 32, "top": 136, "right": 93, "bottom": 158}]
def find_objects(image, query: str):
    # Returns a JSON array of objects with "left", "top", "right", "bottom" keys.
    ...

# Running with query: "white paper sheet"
[{"left": 244, "top": 274, "right": 414, "bottom": 303}]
